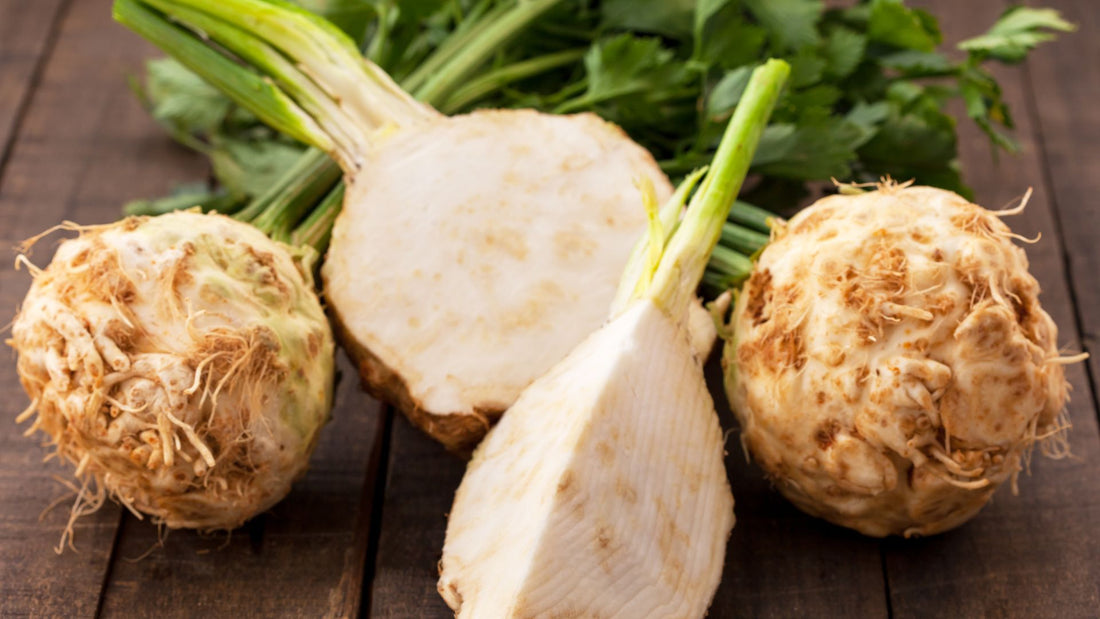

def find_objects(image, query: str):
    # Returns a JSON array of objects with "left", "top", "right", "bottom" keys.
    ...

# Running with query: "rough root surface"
[
  {"left": 9, "top": 212, "right": 334, "bottom": 540},
  {"left": 725, "top": 183, "right": 1072, "bottom": 537}
]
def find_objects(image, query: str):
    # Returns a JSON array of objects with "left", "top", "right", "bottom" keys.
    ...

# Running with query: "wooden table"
[{"left": 1, "top": 1, "right": 1097, "bottom": 617}]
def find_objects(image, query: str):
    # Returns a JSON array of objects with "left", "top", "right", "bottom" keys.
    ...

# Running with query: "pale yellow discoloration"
[{"left": 725, "top": 184, "right": 1073, "bottom": 537}]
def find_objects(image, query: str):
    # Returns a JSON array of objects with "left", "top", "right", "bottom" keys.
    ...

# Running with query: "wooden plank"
[
  {"left": 0, "top": 0, "right": 66, "bottom": 163},
  {"left": 97, "top": 353, "right": 387, "bottom": 618},
  {"left": 1024, "top": 0, "right": 1100, "bottom": 424},
  {"left": 884, "top": 2, "right": 1100, "bottom": 617},
  {"left": 0, "top": 0, "right": 208, "bottom": 615},
  {"left": 369, "top": 415, "right": 464, "bottom": 618}
]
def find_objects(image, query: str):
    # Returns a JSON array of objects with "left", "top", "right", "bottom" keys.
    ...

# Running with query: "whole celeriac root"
[
  {"left": 725, "top": 180, "right": 1083, "bottom": 537},
  {"left": 10, "top": 212, "right": 334, "bottom": 548}
]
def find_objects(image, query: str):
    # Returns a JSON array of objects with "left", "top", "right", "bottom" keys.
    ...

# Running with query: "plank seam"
[
  {"left": 360, "top": 406, "right": 396, "bottom": 619},
  {"left": 0, "top": 0, "right": 74, "bottom": 185},
  {"left": 1018, "top": 56, "right": 1100, "bottom": 435},
  {"left": 880, "top": 544, "right": 894, "bottom": 619},
  {"left": 93, "top": 511, "right": 127, "bottom": 619}
]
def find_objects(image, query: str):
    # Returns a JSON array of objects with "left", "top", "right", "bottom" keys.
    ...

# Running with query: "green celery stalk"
[
  {"left": 616, "top": 59, "right": 790, "bottom": 317},
  {"left": 119, "top": 0, "right": 568, "bottom": 249},
  {"left": 114, "top": 0, "right": 332, "bottom": 150},
  {"left": 441, "top": 49, "right": 587, "bottom": 114},
  {"left": 720, "top": 221, "right": 770, "bottom": 255}
]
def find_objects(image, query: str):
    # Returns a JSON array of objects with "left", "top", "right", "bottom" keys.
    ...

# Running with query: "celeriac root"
[{"left": 9, "top": 212, "right": 335, "bottom": 544}]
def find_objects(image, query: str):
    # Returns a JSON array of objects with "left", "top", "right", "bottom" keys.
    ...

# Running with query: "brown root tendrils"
[
  {"left": 15, "top": 398, "right": 39, "bottom": 424},
  {"left": 14, "top": 254, "right": 43, "bottom": 278},
  {"left": 992, "top": 187, "right": 1033, "bottom": 217},
  {"left": 1047, "top": 351, "right": 1089, "bottom": 365},
  {"left": 16, "top": 220, "right": 101, "bottom": 255}
]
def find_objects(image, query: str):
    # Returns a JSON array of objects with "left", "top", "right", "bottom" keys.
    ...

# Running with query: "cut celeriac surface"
[
  {"left": 437, "top": 59, "right": 789, "bottom": 617},
  {"left": 438, "top": 300, "right": 732, "bottom": 618},
  {"left": 324, "top": 109, "right": 670, "bottom": 450},
  {"left": 118, "top": 0, "right": 682, "bottom": 452}
]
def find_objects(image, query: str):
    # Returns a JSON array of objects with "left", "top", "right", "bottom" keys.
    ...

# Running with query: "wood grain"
[
  {"left": 97, "top": 353, "right": 387, "bottom": 619},
  {"left": 0, "top": 0, "right": 207, "bottom": 615},
  {"left": 0, "top": 0, "right": 67, "bottom": 165},
  {"left": 884, "top": 2, "right": 1100, "bottom": 617},
  {"left": 1023, "top": 0, "right": 1100, "bottom": 426},
  {"left": 369, "top": 415, "right": 464, "bottom": 618}
]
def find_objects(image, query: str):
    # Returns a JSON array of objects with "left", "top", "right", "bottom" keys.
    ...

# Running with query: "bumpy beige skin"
[
  {"left": 725, "top": 185, "right": 1069, "bottom": 537},
  {"left": 324, "top": 109, "right": 672, "bottom": 453},
  {"left": 10, "top": 212, "right": 334, "bottom": 532}
]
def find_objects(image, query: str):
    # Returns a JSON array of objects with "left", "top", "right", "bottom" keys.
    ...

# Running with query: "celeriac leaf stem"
[
  {"left": 627, "top": 59, "right": 789, "bottom": 319},
  {"left": 113, "top": 0, "right": 333, "bottom": 151},
  {"left": 118, "top": 0, "right": 568, "bottom": 251},
  {"left": 441, "top": 49, "right": 587, "bottom": 114}
]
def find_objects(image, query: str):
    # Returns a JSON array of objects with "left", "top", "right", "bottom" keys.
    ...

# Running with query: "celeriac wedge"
[
  {"left": 438, "top": 60, "right": 789, "bottom": 617},
  {"left": 438, "top": 300, "right": 730, "bottom": 618}
]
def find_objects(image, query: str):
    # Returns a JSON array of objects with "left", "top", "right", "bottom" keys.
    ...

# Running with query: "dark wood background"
[{"left": 1, "top": 1, "right": 1097, "bottom": 617}]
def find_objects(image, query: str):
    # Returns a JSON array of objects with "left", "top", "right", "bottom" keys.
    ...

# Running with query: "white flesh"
[
  {"left": 323, "top": 109, "right": 672, "bottom": 447},
  {"left": 438, "top": 300, "right": 733, "bottom": 618}
]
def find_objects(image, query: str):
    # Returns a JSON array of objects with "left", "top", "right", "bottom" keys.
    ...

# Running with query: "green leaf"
[
  {"left": 879, "top": 49, "right": 952, "bottom": 74},
  {"left": 868, "top": 0, "right": 941, "bottom": 52},
  {"left": 845, "top": 100, "right": 890, "bottom": 147},
  {"left": 822, "top": 26, "right": 866, "bottom": 78},
  {"left": 788, "top": 49, "right": 827, "bottom": 87},
  {"left": 557, "top": 35, "right": 690, "bottom": 114},
  {"left": 209, "top": 136, "right": 306, "bottom": 198},
  {"left": 709, "top": 21, "right": 769, "bottom": 71},
  {"left": 780, "top": 84, "right": 841, "bottom": 124},
  {"left": 857, "top": 102, "right": 963, "bottom": 190},
  {"left": 603, "top": 0, "right": 695, "bottom": 39},
  {"left": 584, "top": 35, "right": 679, "bottom": 97},
  {"left": 706, "top": 66, "right": 754, "bottom": 120},
  {"left": 695, "top": 0, "right": 732, "bottom": 43},
  {"left": 957, "top": 64, "right": 1017, "bottom": 152},
  {"left": 743, "top": 0, "right": 824, "bottom": 51},
  {"left": 694, "top": 1, "right": 768, "bottom": 70},
  {"left": 959, "top": 6, "right": 1075, "bottom": 63},
  {"left": 123, "top": 184, "right": 243, "bottom": 216},
  {"left": 885, "top": 79, "right": 924, "bottom": 106},
  {"left": 752, "top": 120, "right": 863, "bottom": 180},
  {"left": 293, "top": 0, "right": 375, "bottom": 42},
  {"left": 140, "top": 57, "right": 232, "bottom": 143}
]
